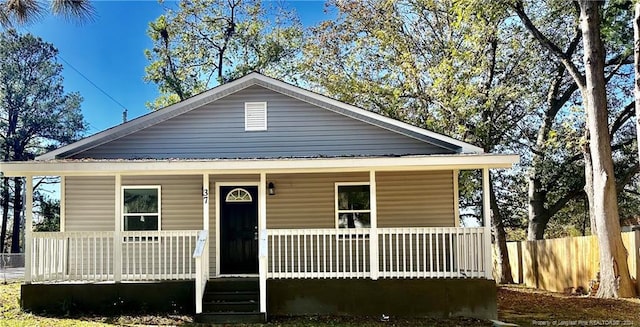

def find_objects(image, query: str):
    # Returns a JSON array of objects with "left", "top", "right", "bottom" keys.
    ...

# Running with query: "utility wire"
[
  {"left": 56, "top": 55, "right": 129, "bottom": 112},
  {"left": 22, "top": 26, "right": 129, "bottom": 116}
]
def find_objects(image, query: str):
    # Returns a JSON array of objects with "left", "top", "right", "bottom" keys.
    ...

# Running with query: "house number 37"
[{"left": 202, "top": 189, "right": 209, "bottom": 204}]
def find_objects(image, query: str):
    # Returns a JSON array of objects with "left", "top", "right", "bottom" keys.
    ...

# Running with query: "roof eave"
[{"left": 2, "top": 154, "right": 519, "bottom": 177}]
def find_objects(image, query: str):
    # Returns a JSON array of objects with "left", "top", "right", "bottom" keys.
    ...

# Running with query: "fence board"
[{"left": 499, "top": 231, "right": 639, "bottom": 293}]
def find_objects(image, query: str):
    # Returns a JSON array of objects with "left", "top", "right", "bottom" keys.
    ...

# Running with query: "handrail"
[
  {"left": 193, "top": 230, "right": 208, "bottom": 314},
  {"left": 29, "top": 230, "right": 200, "bottom": 283}
]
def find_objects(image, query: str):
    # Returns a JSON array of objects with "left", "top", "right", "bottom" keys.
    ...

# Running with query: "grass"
[{"left": 2, "top": 282, "right": 640, "bottom": 326}]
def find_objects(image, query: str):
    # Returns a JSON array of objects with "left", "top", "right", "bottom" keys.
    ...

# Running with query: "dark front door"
[{"left": 220, "top": 186, "right": 258, "bottom": 274}]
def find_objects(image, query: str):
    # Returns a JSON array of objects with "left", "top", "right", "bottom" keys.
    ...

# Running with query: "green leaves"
[
  {"left": 143, "top": 0, "right": 303, "bottom": 110},
  {"left": 0, "top": 29, "right": 85, "bottom": 158}
]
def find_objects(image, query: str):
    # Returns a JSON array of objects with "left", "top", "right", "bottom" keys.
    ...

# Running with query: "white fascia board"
[{"left": 1, "top": 154, "right": 519, "bottom": 177}]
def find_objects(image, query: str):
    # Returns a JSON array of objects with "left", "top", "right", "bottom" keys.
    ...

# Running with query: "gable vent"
[{"left": 245, "top": 102, "right": 267, "bottom": 131}]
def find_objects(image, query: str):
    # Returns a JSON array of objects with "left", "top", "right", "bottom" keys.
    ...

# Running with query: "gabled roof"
[{"left": 38, "top": 72, "right": 483, "bottom": 160}]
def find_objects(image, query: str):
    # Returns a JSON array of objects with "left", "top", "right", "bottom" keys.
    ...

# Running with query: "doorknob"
[{"left": 254, "top": 231, "right": 258, "bottom": 240}]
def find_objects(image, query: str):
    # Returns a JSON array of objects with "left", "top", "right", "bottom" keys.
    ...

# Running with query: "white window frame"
[
  {"left": 334, "top": 182, "right": 371, "bottom": 229},
  {"left": 225, "top": 187, "right": 253, "bottom": 202},
  {"left": 244, "top": 102, "right": 267, "bottom": 131},
  {"left": 121, "top": 185, "right": 162, "bottom": 232}
]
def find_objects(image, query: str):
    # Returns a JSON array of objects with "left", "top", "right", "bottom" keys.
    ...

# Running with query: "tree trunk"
[
  {"left": 635, "top": 2, "right": 640, "bottom": 166},
  {"left": 579, "top": 0, "right": 636, "bottom": 298},
  {"left": 490, "top": 176, "right": 514, "bottom": 284},
  {"left": 527, "top": 175, "right": 549, "bottom": 240},
  {"left": 583, "top": 131, "right": 597, "bottom": 235},
  {"left": 0, "top": 178, "right": 9, "bottom": 253},
  {"left": 10, "top": 177, "right": 22, "bottom": 253}
]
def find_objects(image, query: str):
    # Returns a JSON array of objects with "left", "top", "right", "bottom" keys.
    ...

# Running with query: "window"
[
  {"left": 335, "top": 183, "right": 370, "bottom": 228},
  {"left": 122, "top": 186, "right": 161, "bottom": 231},
  {"left": 225, "top": 188, "right": 253, "bottom": 202},
  {"left": 245, "top": 102, "right": 267, "bottom": 131}
]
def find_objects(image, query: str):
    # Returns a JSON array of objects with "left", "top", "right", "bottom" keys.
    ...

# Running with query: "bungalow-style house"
[{"left": 0, "top": 73, "right": 517, "bottom": 323}]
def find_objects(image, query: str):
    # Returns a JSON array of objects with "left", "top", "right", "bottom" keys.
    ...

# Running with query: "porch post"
[
  {"left": 202, "top": 174, "right": 210, "bottom": 279},
  {"left": 24, "top": 175, "right": 33, "bottom": 283},
  {"left": 258, "top": 172, "right": 267, "bottom": 313},
  {"left": 114, "top": 174, "right": 122, "bottom": 282},
  {"left": 482, "top": 168, "right": 493, "bottom": 279},
  {"left": 60, "top": 176, "right": 66, "bottom": 232},
  {"left": 369, "top": 170, "right": 379, "bottom": 280},
  {"left": 453, "top": 170, "right": 460, "bottom": 227}
]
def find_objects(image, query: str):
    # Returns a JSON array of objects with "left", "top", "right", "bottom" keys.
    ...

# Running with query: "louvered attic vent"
[{"left": 245, "top": 102, "right": 267, "bottom": 131}]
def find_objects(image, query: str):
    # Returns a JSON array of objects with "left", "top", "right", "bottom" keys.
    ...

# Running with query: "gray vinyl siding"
[
  {"left": 265, "top": 171, "right": 455, "bottom": 229},
  {"left": 65, "top": 176, "right": 115, "bottom": 231},
  {"left": 377, "top": 171, "right": 455, "bottom": 227},
  {"left": 266, "top": 172, "right": 369, "bottom": 229},
  {"left": 73, "top": 85, "right": 451, "bottom": 159},
  {"left": 122, "top": 175, "right": 203, "bottom": 231}
]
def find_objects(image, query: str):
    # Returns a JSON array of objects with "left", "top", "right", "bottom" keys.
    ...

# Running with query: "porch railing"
[
  {"left": 29, "top": 230, "right": 200, "bottom": 283},
  {"left": 193, "top": 230, "right": 209, "bottom": 314},
  {"left": 266, "top": 227, "right": 487, "bottom": 279}
]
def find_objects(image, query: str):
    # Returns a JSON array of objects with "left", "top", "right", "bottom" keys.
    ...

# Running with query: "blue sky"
[{"left": 17, "top": 0, "right": 329, "bottom": 135}]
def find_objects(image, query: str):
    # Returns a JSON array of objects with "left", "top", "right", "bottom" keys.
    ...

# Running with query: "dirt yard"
[
  {"left": 499, "top": 285, "right": 640, "bottom": 326},
  {"left": 2, "top": 282, "right": 640, "bottom": 326}
]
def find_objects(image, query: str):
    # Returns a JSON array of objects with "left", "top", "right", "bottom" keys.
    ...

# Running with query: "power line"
[
  {"left": 56, "top": 55, "right": 129, "bottom": 112},
  {"left": 21, "top": 26, "right": 130, "bottom": 115}
]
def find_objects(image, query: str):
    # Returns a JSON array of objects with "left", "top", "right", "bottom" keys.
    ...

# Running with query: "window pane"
[
  {"left": 338, "top": 185, "right": 370, "bottom": 210},
  {"left": 124, "top": 215, "right": 158, "bottom": 231},
  {"left": 123, "top": 188, "right": 158, "bottom": 214},
  {"left": 338, "top": 212, "right": 371, "bottom": 228}
]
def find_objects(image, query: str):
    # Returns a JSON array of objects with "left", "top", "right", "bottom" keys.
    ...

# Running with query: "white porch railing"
[
  {"left": 267, "top": 228, "right": 371, "bottom": 279},
  {"left": 193, "top": 230, "right": 209, "bottom": 314},
  {"left": 266, "top": 227, "right": 486, "bottom": 279},
  {"left": 29, "top": 230, "right": 200, "bottom": 283}
]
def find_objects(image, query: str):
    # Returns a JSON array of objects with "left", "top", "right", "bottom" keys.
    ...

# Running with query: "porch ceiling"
[{"left": 0, "top": 154, "right": 519, "bottom": 177}]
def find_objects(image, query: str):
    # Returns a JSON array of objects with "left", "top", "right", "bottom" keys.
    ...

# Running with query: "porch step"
[
  {"left": 196, "top": 278, "right": 265, "bottom": 323},
  {"left": 204, "top": 290, "right": 258, "bottom": 302},
  {"left": 195, "top": 312, "right": 266, "bottom": 324}
]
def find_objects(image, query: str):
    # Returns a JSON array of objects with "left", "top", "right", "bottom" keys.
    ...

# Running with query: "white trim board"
[{"left": 1, "top": 154, "right": 520, "bottom": 177}]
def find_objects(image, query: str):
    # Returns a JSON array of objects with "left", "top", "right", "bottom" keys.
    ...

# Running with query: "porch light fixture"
[{"left": 268, "top": 182, "right": 276, "bottom": 195}]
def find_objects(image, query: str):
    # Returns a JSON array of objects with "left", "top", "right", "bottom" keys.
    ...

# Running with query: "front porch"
[
  {"left": 29, "top": 226, "right": 488, "bottom": 282},
  {"left": 1, "top": 155, "right": 517, "bottom": 319},
  {"left": 27, "top": 226, "right": 491, "bottom": 320}
]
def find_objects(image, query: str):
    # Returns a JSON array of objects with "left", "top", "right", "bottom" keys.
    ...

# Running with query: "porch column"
[
  {"left": 202, "top": 174, "right": 210, "bottom": 279},
  {"left": 114, "top": 174, "right": 122, "bottom": 282},
  {"left": 369, "top": 170, "right": 379, "bottom": 280},
  {"left": 453, "top": 170, "right": 460, "bottom": 227},
  {"left": 482, "top": 168, "right": 493, "bottom": 279},
  {"left": 258, "top": 172, "right": 267, "bottom": 313},
  {"left": 24, "top": 175, "right": 33, "bottom": 283},
  {"left": 60, "top": 176, "right": 66, "bottom": 232}
]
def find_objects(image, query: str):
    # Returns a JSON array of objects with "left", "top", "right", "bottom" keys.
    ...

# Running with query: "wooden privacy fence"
[{"left": 498, "top": 230, "right": 640, "bottom": 293}]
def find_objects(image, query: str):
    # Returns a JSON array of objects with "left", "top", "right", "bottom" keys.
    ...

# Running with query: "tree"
[
  {"left": 0, "top": 0, "right": 93, "bottom": 28},
  {"left": 0, "top": 30, "right": 85, "bottom": 253},
  {"left": 33, "top": 195, "right": 59, "bottom": 232},
  {"left": 518, "top": 0, "right": 637, "bottom": 241},
  {"left": 635, "top": 2, "right": 640, "bottom": 167},
  {"left": 515, "top": 0, "right": 636, "bottom": 298},
  {"left": 299, "top": 0, "right": 546, "bottom": 283},
  {"left": 144, "top": 0, "right": 303, "bottom": 110}
]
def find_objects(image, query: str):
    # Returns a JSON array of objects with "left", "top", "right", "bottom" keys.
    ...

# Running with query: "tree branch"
[{"left": 512, "top": 1, "right": 586, "bottom": 89}]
